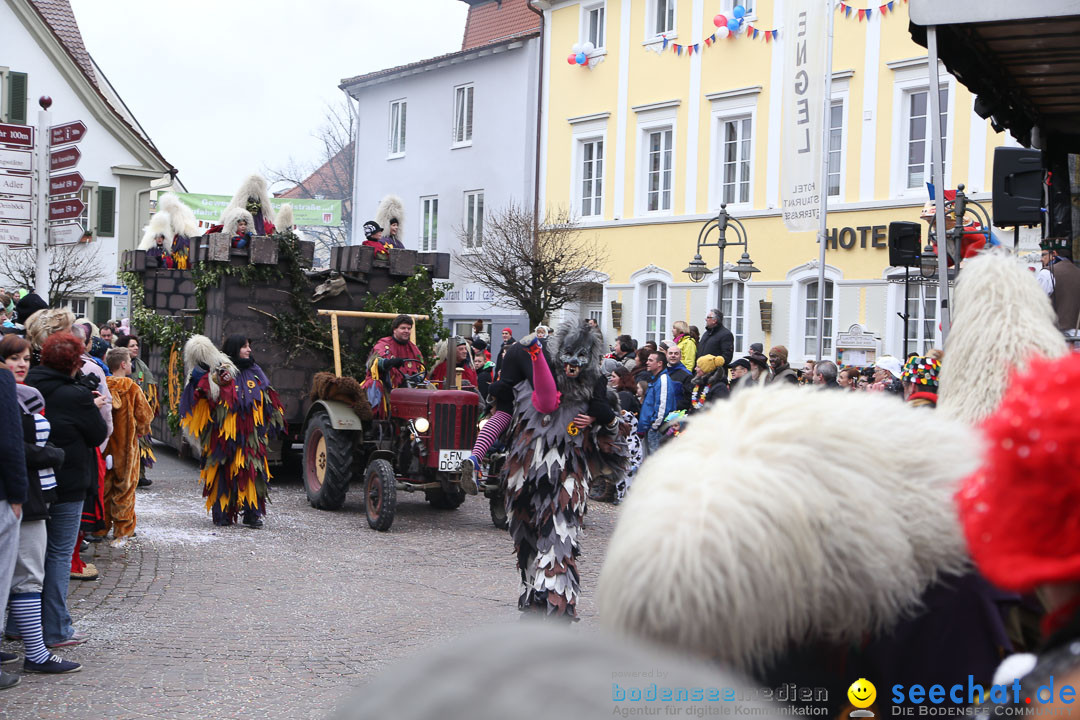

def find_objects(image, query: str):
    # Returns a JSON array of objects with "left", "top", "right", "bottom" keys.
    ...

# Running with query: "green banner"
[{"left": 174, "top": 193, "right": 342, "bottom": 227}]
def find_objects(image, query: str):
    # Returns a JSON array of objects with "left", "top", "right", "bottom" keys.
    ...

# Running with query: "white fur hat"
[{"left": 596, "top": 385, "right": 979, "bottom": 674}]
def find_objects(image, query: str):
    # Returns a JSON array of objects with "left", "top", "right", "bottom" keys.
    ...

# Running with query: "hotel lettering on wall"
[{"left": 825, "top": 225, "right": 889, "bottom": 251}]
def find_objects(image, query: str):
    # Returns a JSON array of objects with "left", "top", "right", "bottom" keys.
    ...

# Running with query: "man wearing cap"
[
  {"left": 494, "top": 327, "right": 516, "bottom": 378},
  {"left": 368, "top": 314, "right": 424, "bottom": 389},
  {"left": 765, "top": 346, "right": 798, "bottom": 385},
  {"left": 1037, "top": 238, "right": 1080, "bottom": 333},
  {"left": 871, "top": 356, "right": 904, "bottom": 395},
  {"left": 698, "top": 309, "right": 735, "bottom": 370}
]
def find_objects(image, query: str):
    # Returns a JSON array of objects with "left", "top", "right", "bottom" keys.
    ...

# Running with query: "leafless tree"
[
  {"left": 0, "top": 243, "right": 109, "bottom": 307},
  {"left": 266, "top": 99, "right": 355, "bottom": 260},
  {"left": 454, "top": 205, "right": 607, "bottom": 328}
]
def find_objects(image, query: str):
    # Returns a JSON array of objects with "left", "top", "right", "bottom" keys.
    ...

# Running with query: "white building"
[
  {"left": 341, "top": 0, "right": 540, "bottom": 346},
  {"left": 1, "top": 0, "right": 174, "bottom": 324}
]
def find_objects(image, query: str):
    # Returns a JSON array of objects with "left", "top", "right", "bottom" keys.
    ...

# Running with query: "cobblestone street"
[{"left": 1, "top": 446, "right": 620, "bottom": 719}]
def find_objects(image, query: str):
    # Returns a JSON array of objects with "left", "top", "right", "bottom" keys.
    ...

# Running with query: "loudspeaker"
[
  {"left": 992, "top": 147, "right": 1042, "bottom": 227},
  {"left": 888, "top": 221, "right": 922, "bottom": 267}
]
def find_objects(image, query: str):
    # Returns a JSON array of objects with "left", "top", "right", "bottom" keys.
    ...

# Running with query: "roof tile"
[{"left": 462, "top": 0, "right": 540, "bottom": 51}]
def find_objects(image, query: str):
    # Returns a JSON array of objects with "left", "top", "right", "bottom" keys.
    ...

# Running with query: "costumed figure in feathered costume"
[
  {"left": 139, "top": 210, "right": 174, "bottom": 268},
  {"left": 597, "top": 384, "right": 1020, "bottom": 715},
  {"left": 374, "top": 195, "right": 405, "bottom": 249},
  {"left": 179, "top": 334, "right": 285, "bottom": 528},
  {"left": 221, "top": 207, "right": 255, "bottom": 249},
  {"left": 495, "top": 321, "right": 626, "bottom": 619},
  {"left": 158, "top": 192, "right": 197, "bottom": 269}
]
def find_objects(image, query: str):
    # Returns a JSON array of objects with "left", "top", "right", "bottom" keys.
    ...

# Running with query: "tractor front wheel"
[
  {"left": 303, "top": 411, "right": 354, "bottom": 511},
  {"left": 364, "top": 459, "right": 397, "bottom": 531}
]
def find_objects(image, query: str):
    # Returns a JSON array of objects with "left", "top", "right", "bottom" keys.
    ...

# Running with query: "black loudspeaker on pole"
[{"left": 888, "top": 221, "right": 922, "bottom": 268}]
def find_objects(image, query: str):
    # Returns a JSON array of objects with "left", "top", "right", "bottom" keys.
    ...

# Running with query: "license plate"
[{"left": 438, "top": 449, "right": 469, "bottom": 473}]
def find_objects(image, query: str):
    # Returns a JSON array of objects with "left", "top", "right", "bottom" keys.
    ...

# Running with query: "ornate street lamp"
[
  {"left": 683, "top": 204, "right": 757, "bottom": 311},
  {"left": 919, "top": 242, "right": 938, "bottom": 279}
]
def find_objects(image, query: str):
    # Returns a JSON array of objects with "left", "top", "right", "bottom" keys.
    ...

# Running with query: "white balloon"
[
  {"left": 572, "top": 42, "right": 582, "bottom": 53},
  {"left": 583, "top": 41, "right": 595, "bottom": 54},
  {"left": 717, "top": 26, "right": 730, "bottom": 38}
]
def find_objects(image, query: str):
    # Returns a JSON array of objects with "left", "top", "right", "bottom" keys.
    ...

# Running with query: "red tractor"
[{"left": 301, "top": 312, "right": 479, "bottom": 531}]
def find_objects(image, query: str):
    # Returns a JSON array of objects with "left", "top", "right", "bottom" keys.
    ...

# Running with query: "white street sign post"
[
  {"left": 34, "top": 100, "right": 52, "bottom": 298},
  {"left": 0, "top": 147, "right": 32, "bottom": 173},
  {"left": 48, "top": 223, "right": 83, "bottom": 246},
  {"left": 0, "top": 171, "right": 32, "bottom": 197},
  {"left": 0, "top": 198, "right": 32, "bottom": 221},
  {"left": 0, "top": 224, "right": 31, "bottom": 246}
]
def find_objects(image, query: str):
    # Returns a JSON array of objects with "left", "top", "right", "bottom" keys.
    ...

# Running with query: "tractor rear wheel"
[
  {"left": 303, "top": 411, "right": 354, "bottom": 511},
  {"left": 489, "top": 494, "right": 508, "bottom": 530},
  {"left": 364, "top": 459, "right": 397, "bottom": 531}
]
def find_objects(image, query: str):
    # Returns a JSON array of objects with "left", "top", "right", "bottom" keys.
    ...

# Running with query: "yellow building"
[{"left": 535, "top": 0, "right": 1016, "bottom": 364}]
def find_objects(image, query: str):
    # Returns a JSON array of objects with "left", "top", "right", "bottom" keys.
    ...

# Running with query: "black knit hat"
[{"left": 13, "top": 292, "right": 48, "bottom": 324}]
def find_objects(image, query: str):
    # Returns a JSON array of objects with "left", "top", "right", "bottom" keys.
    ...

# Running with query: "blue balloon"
[
  {"left": 576, "top": 52, "right": 587, "bottom": 64},
  {"left": 733, "top": 4, "right": 745, "bottom": 19},
  {"left": 727, "top": 17, "right": 740, "bottom": 32}
]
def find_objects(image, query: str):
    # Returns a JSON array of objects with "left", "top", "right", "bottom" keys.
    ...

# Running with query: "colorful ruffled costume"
[
  {"left": 180, "top": 362, "right": 285, "bottom": 522},
  {"left": 130, "top": 356, "right": 158, "bottom": 474}
]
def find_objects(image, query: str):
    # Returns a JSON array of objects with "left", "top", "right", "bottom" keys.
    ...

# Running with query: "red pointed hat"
[{"left": 956, "top": 354, "right": 1080, "bottom": 591}]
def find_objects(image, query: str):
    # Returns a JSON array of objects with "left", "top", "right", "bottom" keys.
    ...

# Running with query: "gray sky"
[{"left": 70, "top": 0, "right": 469, "bottom": 195}]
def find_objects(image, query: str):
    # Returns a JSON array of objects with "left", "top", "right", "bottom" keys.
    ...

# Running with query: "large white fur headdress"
[
  {"left": 182, "top": 335, "right": 237, "bottom": 453},
  {"left": 220, "top": 173, "right": 275, "bottom": 226},
  {"left": 596, "top": 385, "right": 979, "bottom": 674},
  {"left": 937, "top": 249, "right": 1067, "bottom": 425},
  {"left": 221, "top": 207, "right": 254, "bottom": 237},
  {"left": 138, "top": 210, "right": 173, "bottom": 251},
  {"left": 375, "top": 195, "right": 404, "bottom": 236},
  {"left": 158, "top": 192, "right": 198, "bottom": 237}
]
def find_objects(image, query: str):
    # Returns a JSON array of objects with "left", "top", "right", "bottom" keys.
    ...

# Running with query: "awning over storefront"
[{"left": 909, "top": 0, "right": 1080, "bottom": 152}]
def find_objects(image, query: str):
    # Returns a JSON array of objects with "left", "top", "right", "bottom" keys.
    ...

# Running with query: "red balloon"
[
  {"left": 713, "top": 14, "right": 727, "bottom": 28},
  {"left": 567, "top": 53, "right": 577, "bottom": 65}
]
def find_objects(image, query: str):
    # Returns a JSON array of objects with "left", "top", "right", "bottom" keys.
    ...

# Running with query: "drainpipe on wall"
[{"left": 527, "top": 1, "right": 545, "bottom": 240}]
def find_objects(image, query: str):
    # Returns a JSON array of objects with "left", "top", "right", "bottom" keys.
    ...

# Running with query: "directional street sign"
[
  {"left": 48, "top": 223, "right": 84, "bottom": 246},
  {"left": 0, "top": 123, "right": 34, "bottom": 148},
  {"left": 0, "top": 224, "right": 31, "bottom": 246},
  {"left": 0, "top": 171, "right": 33, "bottom": 197},
  {"left": 101, "top": 284, "right": 128, "bottom": 296},
  {"left": 48, "top": 197, "right": 85, "bottom": 221},
  {"left": 49, "top": 146, "right": 81, "bottom": 172},
  {"left": 0, "top": 147, "right": 32, "bottom": 173},
  {"left": 49, "top": 172, "right": 84, "bottom": 197},
  {"left": 49, "top": 121, "right": 87, "bottom": 147},
  {"left": 0, "top": 198, "right": 32, "bottom": 222}
]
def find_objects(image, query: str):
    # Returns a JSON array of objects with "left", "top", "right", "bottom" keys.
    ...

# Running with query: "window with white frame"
[
  {"left": 579, "top": 138, "right": 604, "bottom": 218},
  {"left": 644, "top": 127, "right": 673, "bottom": 213},
  {"left": 649, "top": 0, "right": 675, "bottom": 37},
  {"left": 453, "top": 84, "right": 474, "bottom": 146},
  {"left": 67, "top": 297, "right": 87, "bottom": 317},
  {"left": 905, "top": 87, "right": 948, "bottom": 189},
  {"left": 721, "top": 281, "right": 746, "bottom": 354},
  {"left": 720, "top": 116, "right": 752, "bottom": 205},
  {"left": 905, "top": 282, "right": 938, "bottom": 355},
  {"left": 583, "top": 2, "right": 606, "bottom": 49},
  {"left": 76, "top": 185, "right": 94, "bottom": 232},
  {"left": 827, "top": 100, "right": 844, "bottom": 198},
  {"left": 420, "top": 196, "right": 438, "bottom": 252},
  {"left": 644, "top": 281, "right": 668, "bottom": 344},
  {"left": 802, "top": 280, "right": 835, "bottom": 358},
  {"left": 388, "top": 99, "right": 406, "bottom": 156},
  {"left": 463, "top": 191, "right": 484, "bottom": 250},
  {"left": 721, "top": 0, "right": 755, "bottom": 19}
]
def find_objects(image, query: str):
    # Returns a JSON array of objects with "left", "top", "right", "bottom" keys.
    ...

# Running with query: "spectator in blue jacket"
[{"left": 637, "top": 351, "right": 678, "bottom": 454}]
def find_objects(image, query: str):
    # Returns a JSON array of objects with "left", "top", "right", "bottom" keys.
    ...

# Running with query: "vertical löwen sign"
[{"left": 781, "top": 0, "right": 827, "bottom": 232}]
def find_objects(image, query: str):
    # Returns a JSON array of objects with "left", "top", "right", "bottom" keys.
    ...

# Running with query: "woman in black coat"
[{"left": 24, "top": 332, "right": 107, "bottom": 649}]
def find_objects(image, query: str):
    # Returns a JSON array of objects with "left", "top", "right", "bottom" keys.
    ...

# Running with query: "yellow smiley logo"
[
  {"left": 848, "top": 678, "right": 876, "bottom": 709},
  {"left": 566, "top": 422, "right": 579, "bottom": 436},
  {"left": 247, "top": 379, "right": 257, "bottom": 390}
]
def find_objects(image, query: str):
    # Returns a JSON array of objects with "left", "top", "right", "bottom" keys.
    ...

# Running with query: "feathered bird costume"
[
  {"left": 220, "top": 174, "right": 276, "bottom": 236},
  {"left": 179, "top": 335, "right": 285, "bottom": 523},
  {"left": 138, "top": 193, "right": 197, "bottom": 269},
  {"left": 499, "top": 322, "right": 625, "bottom": 619}
]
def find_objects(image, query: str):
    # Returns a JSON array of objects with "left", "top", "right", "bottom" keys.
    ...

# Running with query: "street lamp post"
[{"left": 683, "top": 204, "right": 759, "bottom": 315}]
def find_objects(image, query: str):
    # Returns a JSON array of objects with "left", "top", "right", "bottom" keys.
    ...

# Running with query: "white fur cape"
[
  {"left": 275, "top": 203, "right": 294, "bottom": 231},
  {"left": 220, "top": 207, "right": 255, "bottom": 237},
  {"left": 937, "top": 250, "right": 1067, "bottom": 425},
  {"left": 596, "top": 385, "right": 979, "bottom": 674},
  {"left": 158, "top": 192, "right": 199, "bottom": 237},
  {"left": 219, "top": 174, "right": 275, "bottom": 226},
  {"left": 181, "top": 335, "right": 237, "bottom": 453}
]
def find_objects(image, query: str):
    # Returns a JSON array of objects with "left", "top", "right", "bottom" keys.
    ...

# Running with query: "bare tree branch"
[
  {"left": 453, "top": 205, "right": 607, "bottom": 327},
  {"left": 265, "top": 99, "right": 355, "bottom": 265},
  {"left": 0, "top": 243, "right": 109, "bottom": 307}
]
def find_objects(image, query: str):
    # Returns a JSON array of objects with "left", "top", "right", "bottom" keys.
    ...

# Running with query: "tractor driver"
[{"left": 369, "top": 314, "right": 424, "bottom": 388}]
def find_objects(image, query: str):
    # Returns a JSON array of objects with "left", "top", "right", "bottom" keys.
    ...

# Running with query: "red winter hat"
[{"left": 956, "top": 354, "right": 1080, "bottom": 592}]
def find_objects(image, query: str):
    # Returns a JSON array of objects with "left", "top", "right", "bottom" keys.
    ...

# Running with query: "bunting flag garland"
[
  {"left": 659, "top": 25, "right": 779, "bottom": 60},
  {"left": 838, "top": 0, "right": 906, "bottom": 21}
]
